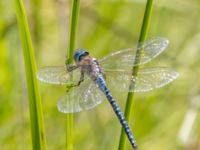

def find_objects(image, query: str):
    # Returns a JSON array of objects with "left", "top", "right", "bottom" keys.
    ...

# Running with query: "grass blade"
[
  {"left": 15, "top": 0, "right": 46, "bottom": 150},
  {"left": 66, "top": 1, "right": 80, "bottom": 150},
  {"left": 118, "top": 0, "right": 154, "bottom": 149}
]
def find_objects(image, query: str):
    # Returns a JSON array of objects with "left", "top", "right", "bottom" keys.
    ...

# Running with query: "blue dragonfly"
[{"left": 37, "top": 37, "right": 179, "bottom": 149}]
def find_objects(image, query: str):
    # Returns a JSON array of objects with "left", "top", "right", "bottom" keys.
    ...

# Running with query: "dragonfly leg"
[
  {"left": 64, "top": 72, "right": 84, "bottom": 90},
  {"left": 65, "top": 82, "right": 80, "bottom": 92},
  {"left": 76, "top": 81, "right": 82, "bottom": 86},
  {"left": 76, "top": 71, "right": 84, "bottom": 86},
  {"left": 67, "top": 71, "right": 84, "bottom": 88},
  {"left": 77, "top": 71, "right": 84, "bottom": 86},
  {"left": 65, "top": 59, "right": 78, "bottom": 72}
]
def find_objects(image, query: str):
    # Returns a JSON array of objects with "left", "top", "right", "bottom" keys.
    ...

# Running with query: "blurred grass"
[
  {"left": 15, "top": 0, "right": 46, "bottom": 150},
  {"left": 1, "top": 0, "right": 200, "bottom": 150},
  {"left": 30, "top": 0, "right": 42, "bottom": 46}
]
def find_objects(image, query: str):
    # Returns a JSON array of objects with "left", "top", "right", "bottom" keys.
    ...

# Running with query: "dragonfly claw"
[{"left": 65, "top": 84, "right": 78, "bottom": 92}]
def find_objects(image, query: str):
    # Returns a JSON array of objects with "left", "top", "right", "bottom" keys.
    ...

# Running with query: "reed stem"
[
  {"left": 66, "top": 1, "right": 80, "bottom": 150},
  {"left": 67, "top": 0, "right": 80, "bottom": 63},
  {"left": 118, "top": 0, "right": 154, "bottom": 149},
  {"left": 15, "top": 0, "right": 46, "bottom": 149}
]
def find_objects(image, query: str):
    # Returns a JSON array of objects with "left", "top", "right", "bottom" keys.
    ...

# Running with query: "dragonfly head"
[{"left": 74, "top": 49, "right": 89, "bottom": 62}]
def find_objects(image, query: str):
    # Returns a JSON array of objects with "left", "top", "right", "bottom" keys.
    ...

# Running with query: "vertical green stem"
[
  {"left": 118, "top": 0, "right": 154, "bottom": 150},
  {"left": 66, "top": 1, "right": 80, "bottom": 150},
  {"left": 67, "top": 0, "right": 80, "bottom": 63},
  {"left": 15, "top": 0, "right": 46, "bottom": 150}
]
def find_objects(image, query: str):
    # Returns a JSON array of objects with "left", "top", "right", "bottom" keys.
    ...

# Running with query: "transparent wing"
[
  {"left": 105, "top": 67, "right": 179, "bottom": 92},
  {"left": 100, "top": 37, "right": 169, "bottom": 70},
  {"left": 36, "top": 66, "right": 81, "bottom": 85},
  {"left": 57, "top": 78, "right": 106, "bottom": 113}
]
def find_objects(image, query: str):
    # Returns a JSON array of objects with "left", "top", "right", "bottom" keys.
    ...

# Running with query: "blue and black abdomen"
[{"left": 96, "top": 75, "right": 137, "bottom": 149}]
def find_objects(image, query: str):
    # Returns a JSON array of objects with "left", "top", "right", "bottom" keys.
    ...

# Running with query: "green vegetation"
[
  {"left": 66, "top": 1, "right": 80, "bottom": 150},
  {"left": 15, "top": 0, "right": 46, "bottom": 150},
  {"left": 118, "top": 0, "right": 154, "bottom": 150},
  {"left": 0, "top": 0, "right": 200, "bottom": 150}
]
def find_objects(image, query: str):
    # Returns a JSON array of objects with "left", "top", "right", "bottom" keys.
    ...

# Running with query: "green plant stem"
[
  {"left": 67, "top": 0, "right": 80, "bottom": 63},
  {"left": 15, "top": 0, "right": 46, "bottom": 150},
  {"left": 118, "top": 0, "right": 154, "bottom": 150},
  {"left": 66, "top": 1, "right": 80, "bottom": 150}
]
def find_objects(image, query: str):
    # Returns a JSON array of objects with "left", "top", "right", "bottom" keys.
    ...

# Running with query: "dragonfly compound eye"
[{"left": 74, "top": 49, "right": 89, "bottom": 62}]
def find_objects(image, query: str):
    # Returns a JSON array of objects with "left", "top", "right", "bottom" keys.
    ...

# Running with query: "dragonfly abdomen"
[{"left": 96, "top": 75, "right": 138, "bottom": 149}]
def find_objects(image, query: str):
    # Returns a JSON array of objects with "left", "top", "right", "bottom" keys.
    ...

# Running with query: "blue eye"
[{"left": 74, "top": 49, "right": 89, "bottom": 62}]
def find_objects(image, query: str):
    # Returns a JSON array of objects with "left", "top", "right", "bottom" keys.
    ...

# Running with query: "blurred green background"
[{"left": 1, "top": 0, "right": 200, "bottom": 150}]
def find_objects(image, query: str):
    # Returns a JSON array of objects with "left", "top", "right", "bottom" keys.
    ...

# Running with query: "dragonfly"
[{"left": 37, "top": 37, "right": 179, "bottom": 149}]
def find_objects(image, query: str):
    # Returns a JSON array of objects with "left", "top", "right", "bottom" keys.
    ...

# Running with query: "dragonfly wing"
[
  {"left": 100, "top": 37, "right": 169, "bottom": 70},
  {"left": 105, "top": 67, "right": 179, "bottom": 92},
  {"left": 57, "top": 78, "right": 106, "bottom": 113},
  {"left": 37, "top": 66, "right": 81, "bottom": 85}
]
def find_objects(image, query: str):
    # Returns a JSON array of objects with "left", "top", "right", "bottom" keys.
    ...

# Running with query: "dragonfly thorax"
[
  {"left": 82, "top": 57, "right": 102, "bottom": 80},
  {"left": 74, "top": 49, "right": 102, "bottom": 81},
  {"left": 77, "top": 55, "right": 93, "bottom": 66}
]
